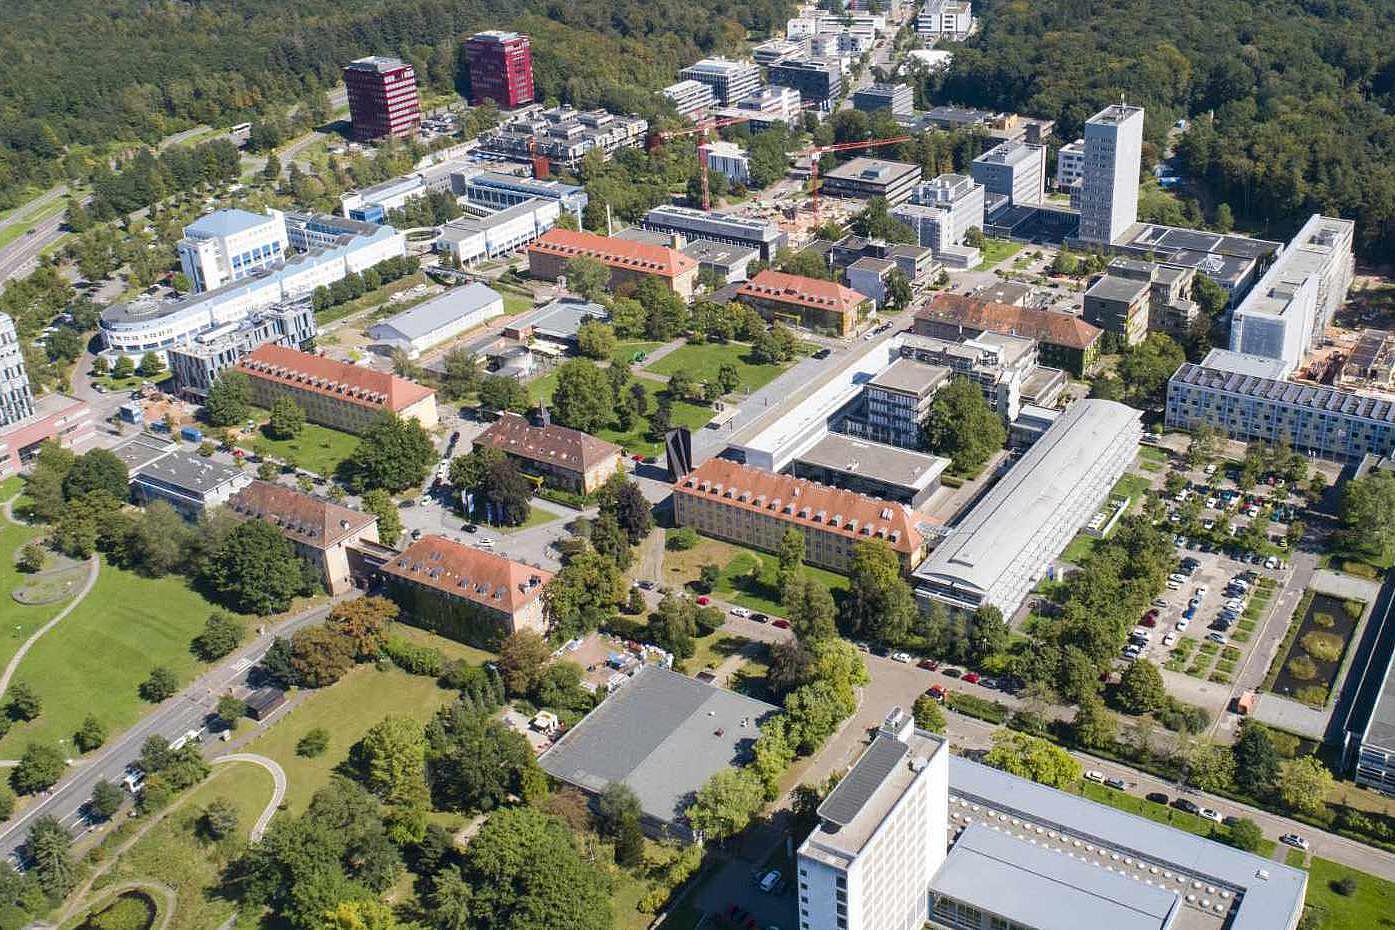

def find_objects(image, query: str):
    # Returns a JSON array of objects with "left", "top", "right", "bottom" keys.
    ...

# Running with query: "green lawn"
[
  {"left": 0, "top": 564, "right": 236, "bottom": 759},
  {"left": 464, "top": 500, "right": 561, "bottom": 534},
  {"left": 0, "top": 198, "right": 65, "bottom": 252},
  {"left": 1069, "top": 781, "right": 1276, "bottom": 857},
  {"left": 714, "top": 547, "right": 850, "bottom": 616},
  {"left": 528, "top": 376, "right": 713, "bottom": 457},
  {"left": 386, "top": 623, "right": 495, "bottom": 666},
  {"left": 314, "top": 271, "right": 429, "bottom": 326},
  {"left": 246, "top": 411, "right": 360, "bottom": 478},
  {"left": 613, "top": 340, "right": 665, "bottom": 368},
  {"left": 1112, "top": 472, "right": 1154, "bottom": 506},
  {"left": 647, "top": 340, "right": 791, "bottom": 394},
  {"left": 1303, "top": 856, "right": 1395, "bottom": 929},
  {"left": 240, "top": 663, "right": 462, "bottom": 814},
  {"left": 0, "top": 504, "right": 71, "bottom": 674},
  {"left": 1286, "top": 847, "right": 1308, "bottom": 867},
  {"left": 975, "top": 238, "right": 1024, "bottom": 269},
  {"left": 1060, "top": 532, "right": 1099, "bottom": 565}
]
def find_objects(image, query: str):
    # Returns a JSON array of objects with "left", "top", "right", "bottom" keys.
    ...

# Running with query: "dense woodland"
[{"left": 939, "top": 0, "right": 1395, "bottom": 258}]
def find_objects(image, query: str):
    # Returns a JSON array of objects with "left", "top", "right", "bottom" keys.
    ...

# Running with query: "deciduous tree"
[{"left": 921, "top": 378, "right": 1006, "bottom": 474}]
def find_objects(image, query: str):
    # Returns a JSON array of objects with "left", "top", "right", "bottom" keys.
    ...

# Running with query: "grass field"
[
  {"left": 0, "top": 198, "right": 65, "bottom": 252},
  {"left": 647, "top": 340, "right": 791, "bottom": 395},
  {"left": 975, "top": 238, "right": 1024, "bottom": 269},
  {"left": 1112, "top": 472, "right": 1154, "bottom": 506},
  {"left": 240, "top": 663, "right": 461, "bottom": 815},
  {"left": 314, "top": 271, "right": 430, "bottom": 326},
  {"left": 662, "top": 535, "right": 849, "bottom": 615},
  {"left": 1060, "top": 532, "right": 1099, "bottom": 565},
  {"left": 0, "top": 504, "right": 71, "bottom": 674},
  {"left": 613, "top": 341, "right": 665, "bottom": 367},
  {"left": 528, "top": 375, "right": 712, "bottom": 457},
  {"left": 0, "top": 565, "right": 232, "bottom": 759},
  {"left": 1303, "top": 856, "right": 1395, "bottom": 929},
  {"left": 245, "top": 410, "right": 360, "bottom": 478}
]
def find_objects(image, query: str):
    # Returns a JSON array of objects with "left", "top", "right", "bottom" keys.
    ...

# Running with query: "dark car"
[
  {"left": 1174, "top": 798, "right": 1201, "bottom": 815},
  {"left": 942, "top": 668, "right": 963, "bottom": 679},
  {"left": 771, "top": 619, "right": 790, "bottom": 630},
  {"left": 462, "top": 523, "right": 478, "bottom": 533},
  {"left": 917, "top": 658, "right": 940, "bottom": 671},
  {"left": 750, "top": 613, "right": 769, "bottom": 623},
  {"left": 812, "top": 347, "right": 832, "bottom": 359},
  {"left": 1146, "top": 792, "right": 1169, "bottom": 805}
]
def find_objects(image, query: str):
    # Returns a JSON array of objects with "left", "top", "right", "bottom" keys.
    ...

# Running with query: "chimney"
[{"left": 537, "top": 405, "right": 551, "bottom": 428}]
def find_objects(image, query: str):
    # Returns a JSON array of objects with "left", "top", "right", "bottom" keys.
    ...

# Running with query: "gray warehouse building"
[{"left": 912, "top": 399, "right": 1141, "bottom": 616}]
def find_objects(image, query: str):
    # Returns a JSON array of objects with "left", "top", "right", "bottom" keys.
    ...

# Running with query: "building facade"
[
  {"left": 673, "top": 458, "right": 928, "bottom": 574},
  {"left": 662, "top": 80, "right": 718, "bottom": 120},
  {"left": 768, "top": 58, "right": 842, "bottom": 110},
  {"left": 894, "top": 175, "right": 985, "bottom": 256},
  {"left": 639, "top": 205, "right": 786, "bottom": 262},
  {"left": 465, "top": 31, "right": 535, "bottom": 109},
  {"left": 1055, "top": 138, "right": 1085, "bottom": 191},
  {"left": 1077, "top": 104, "right": 1144, "bottom": 245},
  {"left": 177, "top": 209, "right": 289, "bottom": 294},
  {"left": 0, "top": 313, "right": 34, "bottom": 427},
  {"left": 679, "top": 58, "right": 763, "bottom": 106},
  {"left": 914, "top": 294, "right": 1102, "bottom": 377},
  {"left": 970, "top": 140, "right": 1045, "bottom": 207},
  {"left": 236, "top": 344, "right": 438, "bottom": 435},
  {"left": 473, "top": 412, "right": 622, "bottom": 494},
  {"left": 434, "top": 198, "right": 561, "bottom": 266},
  {"left": 704, "top": 141, "right": 751, "bottom": 185},
  {"left": 736, "top": 269, "right": 872, "bottom": 337},
  {"left": 858, "top": 357, "right": 948, "bottom": 448},
  {"left": 527, "top": 228, "right": 699, "bottom": 300},
  {"left": 367, "top": 283, "right": 504, "bottom": 359},
  {"left": 343, "top": 57, "right": 421, "bottom": 142},
  {"left": 476, "top": 105, "right": 650, "bottom": 173},
  {"left": 127, "top": 447, "right": 253, "bottom": 519},
  {"left": 901, "top": 332, "right": 1037, "bottom": 421},
  {"left": 821, "top": 158, "right": 924, "bottom": 207},
  {"left": 917, "top": 0, "right": 973, "bottom": 41},
  {"left": 852, "top": 83, "right": 914, "bottom": 116},
  {"left": 167, "top": 302, "right": 316, "bottom": 398},
  {"left": 0, "top": 394, "right": 93, "bottom": 477},
  {"left": 228, "top": 481, "right": 379, "bottom": 595}
]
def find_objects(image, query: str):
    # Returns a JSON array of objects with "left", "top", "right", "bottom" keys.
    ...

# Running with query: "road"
[
  {"left": 0, "top": 207, "right": 69, "bottom": 285},
  {"left": 0, "top": 600, "right": 337, "bottom": 860}
]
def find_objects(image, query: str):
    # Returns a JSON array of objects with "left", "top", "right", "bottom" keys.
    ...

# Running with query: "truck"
[{"left": 180, "top": 425, "right": 204, "bottom": 443}]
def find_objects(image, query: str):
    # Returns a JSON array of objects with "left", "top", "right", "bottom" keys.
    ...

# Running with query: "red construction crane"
[
  {"left": 804, "top": 136, "right": 913, "bottom": 223},
  {"left": 647, "top": 114, "right": 757, "bottom": 211}
]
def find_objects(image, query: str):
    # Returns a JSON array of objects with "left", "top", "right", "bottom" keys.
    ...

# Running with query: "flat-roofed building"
[
  {"left": 501, "top": 297, "right": 608, "bottom": 347},
  {"left": 681, "top": 239, "right": 758, "bottom": 284},
  {"left": 752, "top": 37, "right": 809, "bottom": 66},
  {"left": 1084, "top": 257, "right": 1198, "bottom": 344},
  {"left": 1083, "top": 272, "right": 1151, "bottom": 346},
  {"left": 855, "top": 357, "right": 949, "bottom": 448},
  {"left": 1055, "top": 138, "right": 1085, "bottom": 190},
  {"left": 846, "top": 256, "right": 897, "bottom": 309},
  {"left": 168, "top": 302, "right": 316, "bottom": 398},
  {"left": 900, "top": 331, "right": 1038, "bottom": 421},
  {"left": 178, "top": 209, "right": 289, "bottom": 294},
  {"left": 126, "top": 444, "right": 253, "bottom": 519},
  {"left": 474, "top": 412, "right": 622, "bottom": 494},
  {"left": 768, "top": 58, "right": 842, "bottom": 110},
  {"left": 1077, "top": 103, "right": 1144, "bottom": 245},
  {"left": 0, "top": 393, "right": 94, "bottom": 478},
  {"left": 830, "top": 237, "right": 938, "bottom": 284},
  {"left": 1114, "top": 223, "right": 1281, "bottom": 308},
  {"left": 673, "top": 457, "right": 929, "bottom": 574},
  {"left": 917, "top": 0, "right": 974, "bottom": 41},
  {"left": 703, "top": 141, "right": 751, "bottom": 186},
  {"left": 822, "top": 158, "right": 923, "bottom": 207},
  {"left": 434, "top": 198, "right": 561, "bottom": 266},
  {"left": 736, "top": 269, "right": 873, "bottom": 336},
  {"left": 912, "top": 399, "right": 1141, "bottom": 615},
  {"left": 791, "top": 432, "right": 948, "bottom": 507},
  {"left": 380, "top": 534, "right": 552, "bottom": 646},
  {"left": 1341, "top": 329, "right": 1395, "bottom": 388},
  {"left": 661, "top": 79, "right": 717, "bottom": 120},
  {"left": 679, "top": 58, "right": 762, "bottom": 106},
  {"left": 368, "top": 282, "right": 504, "bottom": 358},
  {"left": 971, "top": 139, "right": 1045, "bottom": 207},
  {"left": 852, "top": 82, "right": 913, "bottom": 116},
  {"left": 236, "top": 344, "right": 439, "bottom": 435},
  {"left": 227, "top": 481, "right": 379, "bottom": 594},
  {"left": 915, "top": 293, "right": 1102, "bottom": 377},
  {"left": 639, "top": 205, "right": 786, "bottom": 262},
  {"left": 527, "top": 228, "right": 699, "bottom": 300},
  {"left": 714, "top": 86, "right": 804, "bottom": 132}
]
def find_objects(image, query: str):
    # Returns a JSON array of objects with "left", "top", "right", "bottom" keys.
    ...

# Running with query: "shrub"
[
  {"left": 1301, "top": 632, "right": 1343, "bottom": 664},
  {"left": 666, "top": 527, "right": 698, "bottom": 550},
  {"left": 16, "top": 543, "right": 45, "bottom": 574},
  {"left": 296, "top": 727, "right": 330, "bottom": 757},
  {"left": 1312, "top": 612, "right": 1335, "bottom": 628},
  {"left": 1007, "top": 709, "right": 1048, "bottom": 736},
  {"left": 1333, "top": 876, "right": 1358, "bottom": 897},
  {"left": 1341, "top": 559, "right": 1379, "bottom": 580},
  {"left": 383, "top": 637, "right": 445, "bottom": 677},
  {"left": 1295, "top": 685, "right": 1328, "bottom": 707},
  {"left": 1287, "top": 656, "right": 1318, "bottom": 681},
  {"left": 946, "top": 692, "right": 1009, "bottom": 724},
  {"left": 1155, "top": 699, "right": 1211, "bottom": 734},
  {"left": 1343, "top": 599, "right": 1364, "bottom": 619}
]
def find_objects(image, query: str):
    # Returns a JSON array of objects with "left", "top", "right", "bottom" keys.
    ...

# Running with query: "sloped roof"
[
  {"left": 736, "top": 269, "right": 870, "bottom": 316},
  {"left": 674, "top": 458, "right": 925, "bottom": 556},
  {"left": 236, "top": 345, "right": 435, "bottom": 413},
  {"left": 918, "top": 293, "right": 1102, "bottom": 350},
  {"left": 380, "top": 534, "right": 552, "bottom": 613},
  {"left": 528, "top": 228, "right": 697, "bottom": 278},
  {"left": 228, "top": 480, "right": 376, "bottom": 551},
  {"left": 475, "top": 412, "right": 621, "bottom": 473}
]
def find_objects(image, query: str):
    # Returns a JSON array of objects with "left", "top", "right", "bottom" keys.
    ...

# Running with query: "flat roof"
[
  {"left": 538, "top": 666, "right": 777, "bottom": 825},
  {"left": 949, "top": 757, "right": 1307, "bottom": 930},
  {"left": 511, "top": 297, "right": 607, "bottom": 338},
  {"left": 932, "top": 823, "right": 1182, "bottom": 930},
  {"left": 1086, "top": 274, "right": 1151, "bottom": 304},
  {"left": 681, "top": 239, "right": 758, "bottom": 266},
  {"left": 1200, "top": 348, "right": 1292, "bottom": 380},
  {"left": 823, "top": 157, "right": 921, "bottom": 184},
  {"left": 973, "top": 140, "right": 1043, "bottom": 167},
  {"left": 369, "top": 282, "right": 501, "bottom": 341},
  {"left": 135, "top": 449, "right": 244, "bottom": 493},
  {"left": 185, "top": 208, "right": 274, "bottom": 240},
  {"left": 111, "top": 433, "right": 177, "bottom": 473},
  {"left": 868, "top": 357, "right": 949, "bottom": 397},
  {"left": 1169, "top": 363, "right": 1395, "bottom": 424},
  {"left": 796, "top": 433, "right": 949, "bottom": 491},
  {"left": 912, "top": 399, "right": 1141, "bottom": 598}
]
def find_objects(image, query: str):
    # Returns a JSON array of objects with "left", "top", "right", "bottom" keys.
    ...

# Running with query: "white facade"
[
  {"left": 1077, "top": 104, "right": 1144, "bottom": 245},
  {"left": 679, "top": 58, "right": 763, "bottom": 106},
  {"left": 436, "top": 198, "right": 560, "bottom": 265},
  {"left": 177, "top": 209, "right": 289, "bottom": 293},
  {"left": 917, "top": 0, "right": 973, "bottom": 42},
  {"left": 367, "top": 283, "right": 504, "bottom": 358},
  {"left": 704, "top": 141, "right": 751, "bottom": 184},
  {"left": 0, "top": 313, "right": 33, "bottom": 427},
  {"left": 894, "top": 175, "right": 984, "bottom": 254},
  {"left": 661, "top": 80, "right": 717, "bottom": 120},
  {"left": 1055, "top": 138, "right": 1085, "bottom": 189},
  {"left": 970, "top": 140, "right": 1045, "bottom": 207}
]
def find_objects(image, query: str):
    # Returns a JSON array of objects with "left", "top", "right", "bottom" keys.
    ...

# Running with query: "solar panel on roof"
[{"left": 818, "top": 736, "right": 908, "bottom": 826}]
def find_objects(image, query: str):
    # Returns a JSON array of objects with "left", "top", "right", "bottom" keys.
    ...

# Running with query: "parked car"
[
  {"left": 695, "top": 596, "right": 711, "bottom": 606},
  {"left": 1280, "top": 833, "right": 1310, "bottom": 851},
  {"left": 1174, "top": 798, "right": 1201, "bottom": 815},
  {"left": 812, "top": 347, "right": 832, "bottom": 360},
  {"left": 942, "top": 668, "right": 963, "bottom": 679},
  {"left": 890, "top": 651, "right": 912, "bottom": 664},
  {"left": 1199, "top": 807, "right": 1223, "bottom": 823},
  {"left": 925, "top": 684, "right": 948, "bottom": 702},
  {"left": 1146, "top": 792, "right": 1170, "bottom": 805},
  {"left": 750, "top": 613, "right": 768, "bottom": 623},
  {"left": 1152, "top": 598, "right": 1170, "bottom": 608},
  {"left": 1162, "top": 632, "right": 1178, "bottom": 647},
  {"left": 1175, "top": 618, "right": 1190, "bottom": 632},
  {"left": 1207, "top": 632, "right": 1228, "bottom": 645},
  {"left": 979, "top": 677, "right": 1000, "bottom": 690},
  {"left": 771, "top": 619, "right": 790, "bottom": 629},
  {"left": 1084, "top": 770, "right": 1107, "bottom": 784},
  {"left": 759, "top": 870, "right": 781, "bottom": 893},
  {"left": 730, "top": 606, "right": 752, "bottom": 618},
  {"left": 1141, "top": 616, "right": 1157, "bottom": 628},
  {"left": 1104, "top": 776, "right": 1127, "bottom": 790},
  {"left": 462, "top": 523, "right": 478, "bottom": 533},
  {"left": 917, "top": 658, "right": 940, "bottom": 671},
  {"left": 962, "top": 672, "right": 982, "bottom": 684}
]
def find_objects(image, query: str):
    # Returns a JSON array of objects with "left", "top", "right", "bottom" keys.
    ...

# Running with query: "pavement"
[{"left": 210, "top": 753, "right": 286, "bottom": 840}]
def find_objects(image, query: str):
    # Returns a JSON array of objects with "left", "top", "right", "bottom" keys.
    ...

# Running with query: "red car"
[
  {"left": 632, "top": 454, "right": 645, "bottom": 463},
  {"left": 771, "top": 619, "right": 790, "bottom": 629},
  {"left": 1141, "top": 616, "right": 1157, "bottom": 627},
  {"left": 917, "top": 658, "right": 940, "bottom": 671},
  {"left": 696, "top": 596, "right": 711, "bottom": 606},
  {"left": 1143, "top": 609, "right": 1160, "bottom": 623},
  {"left": 925, "top": 684, "right": 948, "bottom": 702},
  {"left": 962, "top": 672, "right": 982, "bottom": 684}
]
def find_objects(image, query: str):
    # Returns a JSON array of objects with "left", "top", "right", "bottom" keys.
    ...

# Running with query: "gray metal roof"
[
  {"left": 134, "top": 449, "right": 244, "bottom": 494},
  {"left": 538, "top": 666, "right": 777, "bottom": 825},
  {"left": 1171, "top": 362, "right": 1395, "bottom": 424},
  {"left": 368, "top": 283, "right": 502, "bottom": 342},
  {"left": 948, "top": 758, "right": 1306, "bottom": 930},
  {"left": 1200, "top": 348, "right": 1292, "bottom": 381},
  {"left": 932, "top": 823, "right": 1182, "bottom": 930},
  {"left": 795, "top": 433, "right": 949, "bottom": 491},
  {"left": 112, "top": 433, "right": 178, "bottom": 473},
  {"left": 819, "top": 735, "right": 909, "bottom": 826},
  {"left": 1085, "top": 274, "right": 1151, "bottom": 304}
]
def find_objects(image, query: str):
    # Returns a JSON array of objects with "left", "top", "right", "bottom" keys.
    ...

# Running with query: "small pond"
[
  {"left": 76, "top": 890, "right": 157, "bottom": 930},
  {"left": 1272, "top": 592, "right": 1363, "bottom": 707}
]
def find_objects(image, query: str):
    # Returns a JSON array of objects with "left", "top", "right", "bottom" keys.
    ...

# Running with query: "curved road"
[
  {"left": 211, "top": 753, "right": 285, "bottom": 840},
  {"left": 0, "top": 554, "right": 99, "bottom": 702}
]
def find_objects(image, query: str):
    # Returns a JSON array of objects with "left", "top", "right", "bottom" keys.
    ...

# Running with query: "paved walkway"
[
  {"left": 211, "top": 753, "right": 286, "bottom": 840},
  {"left": 0, "top": 554, "right": 99, "bottom": 702}
]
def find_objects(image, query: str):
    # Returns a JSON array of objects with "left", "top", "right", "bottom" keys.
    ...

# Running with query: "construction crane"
[
  {"left": 647, "top": 114, "right": 757, "bottom": 211},
  {"left": 804, "top": 136, "right": 913, "bottom": 223}
]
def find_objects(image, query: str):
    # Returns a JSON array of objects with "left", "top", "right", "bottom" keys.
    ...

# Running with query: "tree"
[
  {"left": 983, "top": 731, "right": 1082, "bottom": 788},
  {"left": 564, "top": 256, "right": 610, "bottom": 300},
  {"left": 1116, "top": 659, "right": 1167, "bottom": 715},
  {"left": 843, "top": 540, "right": 914, "bottom": 644},
  {"left": 784, "top": 678, "right": 856, "bottom": 754},
  {"left": 193, "top": 611, "right": 245, "bottom": 661},
  {"left": 344, "top": 414, "right": 436, "bottom": 493},
  {"left": 1192, "top": 274, "right": 1229, "bottom": 320},
  {"left": 206, "top": 371, "right": 252, "bottom": 427},
  {"left": 75, "top": 714, "right": 107, "bottom": 753},
  {"left": 355, "top": 716, "right": 428, "bottom": 808},
  {"left": 776, "top": 528, "right": 805, "bottom": 596},
  {"left": 262, "top": 153, "right": 282, "bottom": 182},
  {"left": 913, "top": 695, "right": 947, "bottom": 733},
  {"left": 776, "top": 575, "right": 832, "bottom": 642},
  {"left": 542, "top": 549, "right": 622, "bottom": 640},
  {"left": 25, "top": 816, "right": 77, "bottom": 899},
  {"left": 921, "top": 378, "right": 1006, "bottom": 474},
  {"left": 297, "top": 727, "right": 331, "bottom": 758},
  {"left": 1050, "top": 249, "right": 1081, "bottom": 275},
  {"left": 650, "top": 593, "right": 699, "bottom": 659},
  {"left": 550, "top": 359, "right": 613, "bottom": 434},
  {"left": 6, "top": 683, "right": 41, "bottom": 722},
  {"left": 478, "top": 375, "right": 529, "bottom": 416},
  {"left": 884, "top": 269, "right": 912, "bottom": 310},
  {"left": 326, "top": 596, "right": 397, "bottom": 659},
  {"left": 89, "top": 780, "right": 123, "bottom": 820},
  {"left": 426, "top": 702, "right": 546, "bottom": 813},
  {"left": 1186, "top": 424, "right": 1219, "bottom": 467},
  {"left": 480, "top": 457, "right": 532, "bottom": 526},
  {"left": 317, "top": 900, "right": 400, "bottom": 930},
  {"left": 361, "top": 489, "right": 403, "bottom": 547},
  {"left": 113, "top": 356, "right": 135, "bottom": 379},
  {"left": 1277, "top": 757, "right": 1333, "bottom": 818},
  {"left": 289, "top": 625, "right": 357, "bottom": 688},
  {"left": 1187, "top": 742, "right": 1236, "bottom": 792},
  {"left": 266, "top": 396, "right": 306, "bottom": 440},
  {"left": 596, "top": 782, "right": 643, "bottom": 838},
  {"left": 751, "top": 322, "right": 798, "bottom": 364},
  {"left": 137, "top": 351, "right": 165, "bottom": 378},
  {"left": 62, "top": 448, "right": 129, "bottom": 501},
  {"left": 963, "top": 226, "right": 986, "bottom": 249},
  {"left": 1233, "top": 721, "right": 1282, "bottom": 797},
  {"left": 140, "top": 666, "right": 179, "bottom": 702},
  {"left": 200, "top": 519, "right": 314, "bottom": 614},
  {"left": 17, "top": 541, "right": 45, "bottom": 573},
  {"left": 600, "top": 476, "right": 652, "bottom": 545},
  {"left": 1071, "top": 693, "right": 1117, "bottom": 749},
  {"left": 1117, "top": 334, "right": 1186, "bottom": 406},
  {"left": 575, "top": 321, "right": 616, "bottom": 360},
  {"left": 686, "top": 768, "right": 766, "bottom": 842},
  {"left": 498, "top": 630, "right": 552, "bottom": 697},
  {"left": 1223, "top": 817, "right": 1264, "bottom": 853},
  {"left": 1339, "top": 470, "right": 1395, "bottom": 564},
  {"left": 216, "top": 695, "right": 247, "bottom": 727},
  {"left": 44, "top": 327, "right": 82, "bottom": 363},
  {"left": 439, "top": 349, "right": 481, "bottom": 401},
  {"left": 12, "top": 742, "right": 66, "bottom": 794},
  {"left": 1213, "top": 203, "right": 1235, "bottom": 233},
  {"left": 966, "top": 604, "right": 1009, "bottom": 665}
]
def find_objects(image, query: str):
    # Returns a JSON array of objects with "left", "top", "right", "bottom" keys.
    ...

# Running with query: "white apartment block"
[
  {"left": 435, "top": 198, "right": 560, "bottom": 265},
  {"left": 1077, "top": 104, "right": 1144, "bottom": 245},
  {"left": 1228, "top": 214, "right": 1356, "bottom": 373},
  {"left": 0, "top": 313, "right": 34, "bottom": 427},
  {"left": 177, "top": 209, "right": 289, "bottom": 293},
  {"left": 1055, "top": 138, "right": 1085, "bottom": 189},
  {"left": 679, "top": 58, "right": 763, "bottom": 106},
  {"left": 893, "top": 174, "right": 985, "bottom": 255},
  {"left": 917, "top": 0, "right": 973, "bottom": 42},
  {"left": 971, "top": 140, "right": 1045, "bottom": 207},
  {"left": 661, "top": 79, "right": 717, "bottom": 120},
  {"left": 704, "top": 141, "right": 751, "bottom": 185},
  {"left": 798, "top": 710, "right": 949, "bottom": 930}
]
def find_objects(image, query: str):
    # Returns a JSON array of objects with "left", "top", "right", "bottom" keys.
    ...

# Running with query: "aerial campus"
[{"left": 3, "top": 3, "right": 1395, "bottom": 930}]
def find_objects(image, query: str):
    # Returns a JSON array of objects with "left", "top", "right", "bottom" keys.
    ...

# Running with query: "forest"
[
  {"left": 938, "top": 0, "right": 1395, "bottom": 258},
  {"left": 0, "top": 0, "right": 793, "bottom": 209}
]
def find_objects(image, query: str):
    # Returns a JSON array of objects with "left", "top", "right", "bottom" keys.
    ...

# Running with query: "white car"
[
  {"left": 730, "top": 606, "right": 752, "bottom": 619},
  {"left": 1280, "top": 833, "right": 1310, "bottom": 851},
  {"left": 1084, "top": 770, "right": 1107, "bottom": 784},
  {"left": 1162, "top": 632, "right": 1178, "bottom": 647},
  {"left": 1175, "top": 618, "right": 1190, "bottom": 632},
  {"left": 1265, "top": 556, "right": 1281, "bottom": 570},
  {"left": 890, "top": 651, "right": 913, "bottom": 664},
  {"left": 1194, "top": 585, "right": 1209, "bottom": 598},
  {"left": 759, "top": 870, "right": 782, "bottom": 893},
  {"left": 1199, "top": 807, "right": 1223, "bottom": 823},
  {"left": 1205, "top": 497, "right": 1218, "bottom": 509},
  {"left": 476, "top": 537, "right": 495, "bottom": 549}
]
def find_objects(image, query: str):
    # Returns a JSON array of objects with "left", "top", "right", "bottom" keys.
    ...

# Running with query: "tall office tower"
[
  {"left": 343, "top": 57, "right": 422, "bottom": 142},
  {"left": 1077, "top": 103, "right": 1144, "bottom": 245},
  {"left": 679, "top": 58, "right": 763, "bottom": 106},
  {"left": 0, "top": 313, "right": 34, "bottom": 427},
  {"left": 465, "top": 31, "right": 535, "bottom": 109}
]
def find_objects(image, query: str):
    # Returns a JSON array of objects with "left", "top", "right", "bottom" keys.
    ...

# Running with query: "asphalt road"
[
  {"left": 0, "top": 209, "right": 68, "bottom": 284},
  {"left": 0, "top": 600, "right": 336, "bottom": 861}
]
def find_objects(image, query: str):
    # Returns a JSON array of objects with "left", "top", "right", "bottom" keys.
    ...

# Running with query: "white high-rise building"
[
  {"left": 177, "top": 209, "right": 290, "bottom": 293},
  {"left": 797, "top": 709, "right": 949, "bottom": 930},
  {"left": 1077, "top": 104, "right": 1144, "bottom": 245},
  {"left": 678, "top": 58, "right": 763, "bottom": 107},
  {"left": 0, "top": 313, "right": 34, "bottom": 427}
]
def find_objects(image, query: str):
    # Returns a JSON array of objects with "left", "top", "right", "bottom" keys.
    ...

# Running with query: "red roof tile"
[
  {"left": 228, "top": 480, "right": 376, "bottom": 550},
  {"left": 736, "top": 269, "right": 870, "bottom": 316},
  {"left": 380, "top": 535, "right": 553, "bottom": 613},
  {"left": 236, "top": 345, "right": 435, "bottom": 413},
  {"left": 916, "top": 293, "right": 1102, "bottom": 351},
  {"left": 528, "top": 228, "right": 697, "bottom": 278},
  {"left": 475, "top": 413, "right": 621, "bottom": 472}
]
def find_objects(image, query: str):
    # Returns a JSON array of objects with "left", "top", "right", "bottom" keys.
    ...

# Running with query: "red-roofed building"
[
  {"left": 527, "top": 228, "right": 699, "bottom": 300},
  {"left": 474, "top": 412, "right": 622, "bottom": 494},
  {"left": 228, "top": 480, "right": 379, "bottom": 594},
  {"left": 735, "top": 269, "right": 872, "bottom": 336},
  {"left": 379, "top": 534, "right": 554, "bottom": 645},
  {"left": 235, "top": 345, "right": 438, "bottom": 435},
  {"left": 673, "top": 458, "right": 928, "bottom": 574}
]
